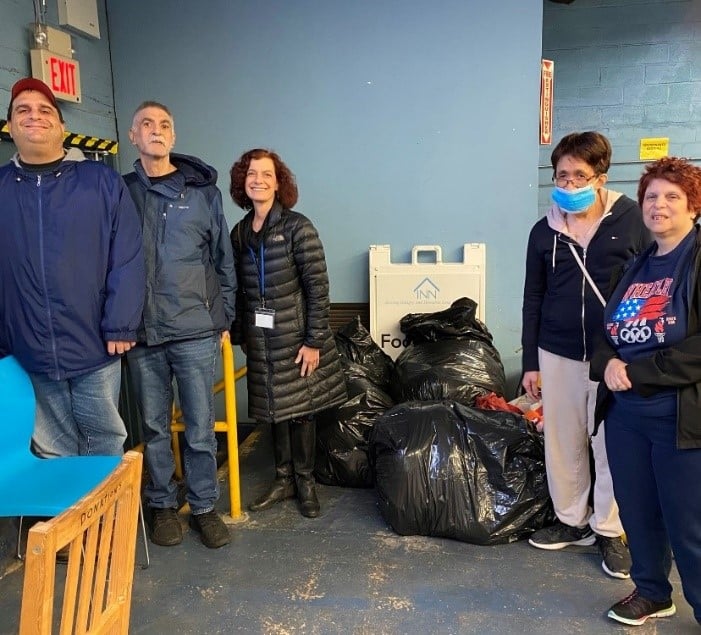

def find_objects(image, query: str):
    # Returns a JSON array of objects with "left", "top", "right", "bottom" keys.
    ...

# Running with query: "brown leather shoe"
[
  {"left": 150, "top": 508, "right": 183, "bottom": 546},
  {"left": 189, "top": 511, "right": 230, "bottom": 549}
]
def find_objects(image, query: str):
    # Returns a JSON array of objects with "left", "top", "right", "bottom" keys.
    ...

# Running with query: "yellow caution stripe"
[{"left": 0, "top": 120, "right": 118, "bottom": 155}]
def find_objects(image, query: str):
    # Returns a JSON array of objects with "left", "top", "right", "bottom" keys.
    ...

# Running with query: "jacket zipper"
[
  {"left": 253, "top": 230, "right": 275, "bottom": 419},
  {"left": 580, "top": 247, "right": 588, "bottom": 361},
  {"left": 36, "top": 174, "right": 61, "bottom": 378},
  {"left": 160, "top": 207, "right": 168, "bottom": 243},
  {"left": 155, "top": 198, "right": 167, "bottom": 341},
  {"left": 566, "top": 210, "right": 612, "bottom": 363}
]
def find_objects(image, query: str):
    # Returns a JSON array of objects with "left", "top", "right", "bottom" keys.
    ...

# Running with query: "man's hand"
[
  {"left": 295, "top": 345, "right": 320, "bottom": 377},
  {"left": 107, "top": 340, "right": 135, "bottom": 355},
  {"left": 220, "top": 331, "right": 230, "bottom": 347}
]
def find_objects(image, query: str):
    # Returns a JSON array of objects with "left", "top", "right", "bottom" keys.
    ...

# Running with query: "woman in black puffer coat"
[{"left": 230, "top": 149, "right": 346, "bottom": 518}]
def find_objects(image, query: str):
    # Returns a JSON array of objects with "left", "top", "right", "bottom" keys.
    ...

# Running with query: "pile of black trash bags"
[
  {"left": 315, "top": 298, "right": 553, "bottom": 545},
  {"left": 315, "top": 317, "right": 395, "bottom": 488}
]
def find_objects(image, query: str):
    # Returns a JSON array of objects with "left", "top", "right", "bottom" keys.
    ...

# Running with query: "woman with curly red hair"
[
  {"left": 229, "top": 149, "right": 346, "bottom": 518},
  {"left": 591, "top": 157, "right": 701, "bottom": 627}
]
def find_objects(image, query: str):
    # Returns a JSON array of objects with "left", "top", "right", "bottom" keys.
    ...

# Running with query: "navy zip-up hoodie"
[
  {"left": 0, "top": 150, "right": 145, "bottom": 380},
  {"left": 521, "top": 190, "right": 648, "bottom": 372}
]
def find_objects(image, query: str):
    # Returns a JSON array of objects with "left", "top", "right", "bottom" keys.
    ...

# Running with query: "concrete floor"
[{"left": 0, "top": 424, "right": 698, "bottom": 634}]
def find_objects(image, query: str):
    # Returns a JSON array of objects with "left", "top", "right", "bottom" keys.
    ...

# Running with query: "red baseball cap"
[{"left": 8, "top": 77, "right": 64, "bottom": 122}]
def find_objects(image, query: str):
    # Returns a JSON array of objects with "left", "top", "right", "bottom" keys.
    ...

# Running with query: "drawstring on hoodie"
[{"left": 552, "top": 234, "right": 557, "bottom": 271}]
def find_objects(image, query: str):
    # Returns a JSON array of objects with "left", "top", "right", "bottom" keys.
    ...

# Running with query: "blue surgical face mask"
[{"left": 551, "top": 184, "right": 596, "bottom": 214}]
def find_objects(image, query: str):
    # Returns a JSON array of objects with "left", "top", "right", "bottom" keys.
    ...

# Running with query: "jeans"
[
  {"left": 30, "top": 359, "right": 126, "bottom": 457},
  {"left": 606, "top": 398, "right": 701, "bottom": 621},
  {"left": 127, "top": 336, "right": 219, "bottom": 514}
]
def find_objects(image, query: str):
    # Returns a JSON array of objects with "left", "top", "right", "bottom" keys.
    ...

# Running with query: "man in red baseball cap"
[
  {"left": 0, "top": 75, "right": 146, "bottom": 461},
  {"left": 7, "top": 77, "right": 67, "bottom": 165},
  {"left": 6, "top": 77, "right": 64, "bottom": 122}
]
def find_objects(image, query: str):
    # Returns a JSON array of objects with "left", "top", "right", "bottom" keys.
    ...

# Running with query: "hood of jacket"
[
  {"left": 132, "top": 152, "right": 217, "bottom": 194},
  {"left": 11, "top": 146, "right": 87, "bottom": 168}
]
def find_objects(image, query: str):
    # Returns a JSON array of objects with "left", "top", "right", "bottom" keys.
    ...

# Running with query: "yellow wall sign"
[{"left": 639, "top": 137, "right": 669, "bottom": 160}]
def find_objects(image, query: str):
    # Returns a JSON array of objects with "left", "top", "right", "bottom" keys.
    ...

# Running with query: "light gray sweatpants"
[{"left": 538, "top": 348, "right": 623, "bottom": 537}]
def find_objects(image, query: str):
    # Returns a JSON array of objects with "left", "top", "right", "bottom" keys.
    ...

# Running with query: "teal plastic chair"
[{"left": 0, "top": 355, "right": 149, "bottom": 566}]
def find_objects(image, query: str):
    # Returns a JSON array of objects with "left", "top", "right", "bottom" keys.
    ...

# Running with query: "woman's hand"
[
  {"left": 604, "top": 358, "right": 632, "bottom": 392},
  {"left": 295, "top": 345, "right": 320, "bottom": 377},
  {"left": 522, "top": 371, "right": 541, "bottom": 400}
]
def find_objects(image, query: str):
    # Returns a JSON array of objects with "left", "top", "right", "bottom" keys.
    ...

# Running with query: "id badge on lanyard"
[
  {"left": 250, "top": 242, "right": 276, "bottom": 329},
  {"left": 255, "top": 307, "right": 275, "bottom": 329}
]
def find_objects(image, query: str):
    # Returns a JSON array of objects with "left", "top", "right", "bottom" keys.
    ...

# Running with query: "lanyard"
[{"left": 248, "top": 243, "right": 266, "bottom": 305}]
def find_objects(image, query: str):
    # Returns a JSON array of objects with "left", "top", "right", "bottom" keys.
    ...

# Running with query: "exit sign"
[{"left": 30, "top": 49, "right": 82, "bottom": 103}]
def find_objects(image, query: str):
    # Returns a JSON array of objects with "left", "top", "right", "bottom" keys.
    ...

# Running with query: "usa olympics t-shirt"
[{"left": 604, "top": 228, "right": 695, "bottom": 414}]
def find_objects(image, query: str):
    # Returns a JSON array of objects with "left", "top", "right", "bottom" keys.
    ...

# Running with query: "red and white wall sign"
[{"left": 540, "top": 59, "right": 554, "bottom": 145}]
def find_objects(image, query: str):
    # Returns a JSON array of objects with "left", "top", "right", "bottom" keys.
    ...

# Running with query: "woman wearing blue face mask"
[{"left": 521, "top": 131, "right": 648, "bottom": 579}]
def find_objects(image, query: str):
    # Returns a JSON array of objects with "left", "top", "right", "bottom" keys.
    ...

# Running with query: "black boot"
[
  {"left": 290, "top": 417, "right": 320, "bottom": 518},
  {"left": 249, "top": 421, "right": 296, "bottom": 512}
]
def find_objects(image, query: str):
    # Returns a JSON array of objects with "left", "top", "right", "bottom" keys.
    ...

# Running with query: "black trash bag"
[
  {"left": 393, "top": 298, "right": 506, "bottom": 405},
  {"left": 315, "top": 318, "right": 396, "bottom": 487},
  {"left": 334, "top": 317, "right": 395, "bottom": 392},
  {"left": 400, "top": 296, "right": 493, "bottom": 345},
  {"left": 369, "top": 400, "right": 554, "bottom": 545}
]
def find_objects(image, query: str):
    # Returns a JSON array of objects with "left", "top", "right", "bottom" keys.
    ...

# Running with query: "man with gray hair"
[{"left": 125, "top": 101, "right": 236, "bottom": 549}]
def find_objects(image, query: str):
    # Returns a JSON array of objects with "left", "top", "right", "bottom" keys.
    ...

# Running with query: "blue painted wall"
[
  {"left": 0, "top": 0, "right": 116, "bottom": 140},
  {"left": 6, "top": 1, "right": 699, "bottom": 386},
  {"left": 106, "top": 0, "right": 544, "bottom": 382},
  {"left": 539, "top": 0, "right": 701, "bottom": 215}
]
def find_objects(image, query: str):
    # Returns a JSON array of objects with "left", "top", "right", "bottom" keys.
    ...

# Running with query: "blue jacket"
[
  {"left": 0, "top": 150, "right": 146, "bottom": 380},
  {"left": 124, "top": 154, "right": 236, "bottom": 345}
]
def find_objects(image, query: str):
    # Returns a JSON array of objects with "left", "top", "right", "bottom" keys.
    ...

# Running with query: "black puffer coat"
[{"left": 231, "top": 201, "right": 347, "bottom": 423}]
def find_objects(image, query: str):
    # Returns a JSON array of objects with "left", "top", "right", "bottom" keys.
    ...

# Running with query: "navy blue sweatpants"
[{"left": 605, "top": 399, "right": 701, "bottom": 623}]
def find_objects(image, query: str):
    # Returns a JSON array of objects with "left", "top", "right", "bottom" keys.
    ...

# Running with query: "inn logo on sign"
[{"left": 413, "top": 278, "right": 440, "bottom": 300}]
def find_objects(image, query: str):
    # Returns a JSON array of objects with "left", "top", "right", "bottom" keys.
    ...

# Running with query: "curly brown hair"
[
  {"left": 638, "top": 156, "right": 701, "bottom": 218},
  {"left": 229, "top": 149, "right": 298, "bottom": 211}
]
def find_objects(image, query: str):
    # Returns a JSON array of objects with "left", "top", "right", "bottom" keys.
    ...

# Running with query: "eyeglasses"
[{"left": 552, "top": 173, "right": 599, "bottom": 188}]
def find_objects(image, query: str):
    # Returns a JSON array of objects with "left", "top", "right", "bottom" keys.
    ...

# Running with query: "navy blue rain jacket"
[
  {"left": 124, "top": 153, "right": 236, "bottom": 345},
  {"left": 0, "top": 152, "right": 146, "bottom": 379}
]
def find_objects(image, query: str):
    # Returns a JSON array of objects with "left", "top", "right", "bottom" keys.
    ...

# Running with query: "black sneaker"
[
  {"left": 608, "top": 590, "right": 676, "bottom": 626},
  {"left": 189, "top": 511, "right": 230, "bottom": 549},
  {"left": 150, "top": 508, "right": 183, "bottom": 546},
  {"left": 598, "top": 535, "right": 631, "bottom": 579},
  {"left": 528, "top": 521, "right": 596, "bottom": 550}
]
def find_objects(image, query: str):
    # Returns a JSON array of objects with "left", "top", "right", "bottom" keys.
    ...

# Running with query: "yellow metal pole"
[{"left": 222, "top": 341, "right": 242, "bottom": 519}]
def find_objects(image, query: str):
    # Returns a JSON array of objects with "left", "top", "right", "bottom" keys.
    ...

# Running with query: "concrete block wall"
[
  {"left": 0, "top": 0, "right": 116, "bottom": 141},
  {"left": 538, "top": 0, "right": 701, "bottom": 214}
]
